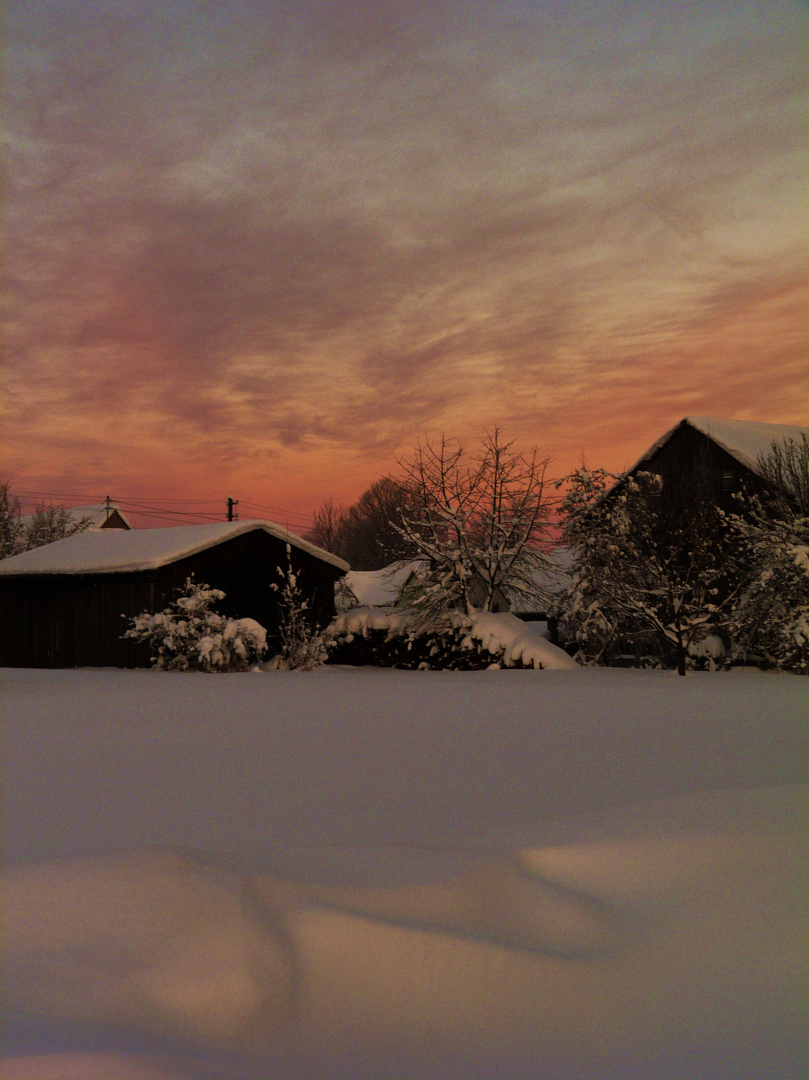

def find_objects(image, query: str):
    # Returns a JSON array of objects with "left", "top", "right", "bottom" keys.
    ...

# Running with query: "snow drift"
[{"left": 2, "top": 667, "right": 807, "bottom": 1080}]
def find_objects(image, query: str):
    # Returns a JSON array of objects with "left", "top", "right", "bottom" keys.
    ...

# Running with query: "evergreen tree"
[{"left": 124, "top": 578, "right": 268, "bottom": 672}]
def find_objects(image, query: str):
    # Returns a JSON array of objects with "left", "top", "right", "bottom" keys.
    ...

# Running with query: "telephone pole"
[{"left": 226, "top": 497, "right": 239, "bottom": 522}]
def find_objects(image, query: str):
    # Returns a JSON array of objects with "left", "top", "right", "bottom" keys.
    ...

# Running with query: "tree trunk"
[{"left": 676, "top": 635, "right": 687, "bottom": 677}]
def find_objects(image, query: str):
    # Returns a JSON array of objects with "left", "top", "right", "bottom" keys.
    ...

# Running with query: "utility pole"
[{"left": 226, "top": 497, "right": 239, "bottom": 522}]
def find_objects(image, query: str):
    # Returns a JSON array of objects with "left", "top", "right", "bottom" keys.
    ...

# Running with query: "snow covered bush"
[
  {"left": 324, "top": 607, "right": 575, "bottom": 671},
  {"left": 124, "top": 578, "right": 268, "bottom": 672},
  {"left": 267, "top": 546, "right": 328, "bottom": 670}
]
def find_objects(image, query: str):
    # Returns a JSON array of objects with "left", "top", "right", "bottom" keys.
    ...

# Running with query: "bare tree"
[
  {"left": 305, "top": 478, "right": 421, "bottom": 570},
  {"left": 755, "top": 433, "right": 809, "bottom": 517},
  {"left": 305, "top": 498, "right": 348, "bottom": 557},
  {"left": 393, "top": 429, "right": 555, "bottom": 627}
]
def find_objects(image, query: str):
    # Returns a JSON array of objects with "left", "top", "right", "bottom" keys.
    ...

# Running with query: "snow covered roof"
[
  {"left": 343, "top": 561, "right": 424, "bottom": 607},
  {"left": 20, "top": 503, "right": 133, "bottom": 530},
  {"left": 631, "top": 417, "right": 809, "bottom": 476},
  {"left": 344, "top": 552, "right": 574, "bottom": 615},
  {"left": 0, "top": 520, "right": 349, "bottom": 576},
  {"left": 510, "top": 547, "right": 575, "bottom": 614}
]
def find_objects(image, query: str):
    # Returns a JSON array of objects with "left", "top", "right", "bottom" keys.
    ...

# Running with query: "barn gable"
[{"left": 621, "top": 416, "right": 809, "bottom": 512}]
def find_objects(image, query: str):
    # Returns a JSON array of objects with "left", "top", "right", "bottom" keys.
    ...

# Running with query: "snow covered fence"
[{"left": 325, "top": 607, "right": 576, "bottom": 670}]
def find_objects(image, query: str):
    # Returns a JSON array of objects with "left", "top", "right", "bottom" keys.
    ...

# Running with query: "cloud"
[{"left": 4, "top": 0, "right": 808, "bottom": 507}]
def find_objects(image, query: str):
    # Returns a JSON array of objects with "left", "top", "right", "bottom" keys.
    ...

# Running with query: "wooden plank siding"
[
  {"left": 0, "top": 529, "right": 344, "bottom": 669},
  {"left": 631, "top": 422, "right": 769, "bottom": 513},
  {"left": 0, "top": 577, "right": 155, "bottom": 668}
]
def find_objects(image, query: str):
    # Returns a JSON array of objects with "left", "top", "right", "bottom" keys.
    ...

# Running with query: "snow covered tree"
[
  {"left": 0, "top": 483, "right": 24, "bottom": 559},
  {"left": 559, "top": 464, "right": 744, "bottom": 675},
  {"left": 730, "top": 510, "right": 809, "bottom": 673},
  {"left": 124, "top": 578, "right": 268, "bottom": 672},
  {"left": 729, "top": 436, "right": 809, "bottom": 674},
  {"left": 268, "top": 545, "right": 328, "bottom": 670},
  {"left": 553, "top": 467, "right": 623, "bottom": 665},
  {"left": 392, "top": 429, "right": 555, "bottom": 631},
  {"left": 23, "top": 504, "right": 93, "bottom": 549},
  {"left": 0, "top": 483, "right": 92, "bottom": 558}
]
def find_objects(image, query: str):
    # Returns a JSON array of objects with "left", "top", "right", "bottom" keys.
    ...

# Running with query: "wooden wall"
[
  {"left": 636, "top": 422, "right": 768, "bottom": 513},
  {"left": 0, "top": 576, "right": 155, "bottom": 668}
]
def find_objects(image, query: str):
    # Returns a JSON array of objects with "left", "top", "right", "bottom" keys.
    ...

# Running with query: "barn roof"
[
  {"left": 0, "top": 520, "right": 349, "bottom": 576},
  {"left": 630, "top": 417, "right": 809, "bottom": 475}
]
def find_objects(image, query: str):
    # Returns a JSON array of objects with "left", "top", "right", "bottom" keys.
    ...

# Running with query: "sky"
[{"left": 3, "top": 0, "right": 808, "bottom": 531}]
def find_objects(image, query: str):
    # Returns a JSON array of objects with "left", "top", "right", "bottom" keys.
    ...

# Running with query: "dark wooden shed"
[{"left": 0, "top": 521, "right": 348, "bottom": 669}]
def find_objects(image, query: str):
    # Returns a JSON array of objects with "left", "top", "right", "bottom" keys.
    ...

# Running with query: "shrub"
[
  {"left": 124, "top": 578, "right": 267, "bottom": 672},
  {"left": 324, "top": 608, "right": 574, "bottom": 671},
  {"left": 266, "top": 545, "right": 328, "bottom": 670}
]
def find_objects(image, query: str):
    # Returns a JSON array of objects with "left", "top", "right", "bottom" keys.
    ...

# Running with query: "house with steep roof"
[
  {"left": 20, "top": 502, "right": 133, "bottom": 532},
  {"left": 582, "top": 416, "right": 809, "bottom": 668},
  {"left": 0, "top": 520, "right": 348, "bottom": 668},
  {"left": 67, "top": 503, "right": 133, "bottom": 530},
  {"left": 623, "top": 416, "right": 808, "bottom": 510}
]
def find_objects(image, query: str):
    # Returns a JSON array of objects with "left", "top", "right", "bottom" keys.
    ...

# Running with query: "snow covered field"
[{"left": 3, "top": 666, "right": 808, "bottom": 1079}]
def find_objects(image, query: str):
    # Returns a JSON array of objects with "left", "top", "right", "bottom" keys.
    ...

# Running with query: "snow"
[
  {"left": 465, "top": 610, "right": 576, "bottom": 668},
  {"left": 344, "top": 551, "right": 574, "bottom": 618},
  {"left": 630, "top": 416, "right": 809, "bottom": 476},
  {"left": 2, "top": 666, "right": 807, "bottom": 1079},
  {"left": 343, "top": 560, "right": 423, "bottom": 607},
  {"left": 0, "top": 520, "right": 349, "bottom": 575}
]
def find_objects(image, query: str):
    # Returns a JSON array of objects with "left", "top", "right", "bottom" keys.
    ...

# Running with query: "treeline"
[{"left": 303, "top": 477, "right": 422, "bottom": 570}]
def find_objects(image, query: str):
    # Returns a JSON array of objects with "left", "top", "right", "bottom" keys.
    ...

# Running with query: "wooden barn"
[
  {"left": 0, "top": 521, "right": 348, "bottom": 669},
  {"left": 621, "top": 416, "right": 808, "bottom": 512}
]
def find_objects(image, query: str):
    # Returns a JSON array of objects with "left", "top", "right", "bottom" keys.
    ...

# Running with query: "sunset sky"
[{"left": 4, "top": 0, "right": 808, "bottom": 531}]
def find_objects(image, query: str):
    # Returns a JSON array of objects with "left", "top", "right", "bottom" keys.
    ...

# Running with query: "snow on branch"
[{"left": 391, "top": 429, "right": 556, "bottom": 629}]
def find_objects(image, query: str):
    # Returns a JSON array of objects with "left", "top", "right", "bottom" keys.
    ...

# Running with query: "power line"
[
  {"left": 14, "top": 490, "right": 225, "bottom": 507},
  {"left": 239, "top": 500, "right": 313, "bottom": 525},
  {"left": 10, "top": 488, "right": 316, "bottom": 528}
]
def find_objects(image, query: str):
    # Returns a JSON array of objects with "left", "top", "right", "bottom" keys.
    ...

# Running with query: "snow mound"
[{"left": 468, "top": 611, "right": 576, "bottom": 670}]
